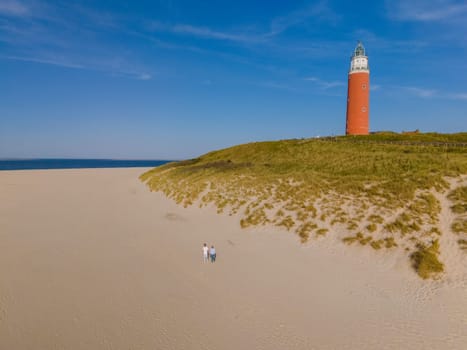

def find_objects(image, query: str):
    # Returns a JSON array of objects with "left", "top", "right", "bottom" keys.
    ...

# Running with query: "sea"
[{"left": 0, "top": 159, "right": 171, "bottom": 171}]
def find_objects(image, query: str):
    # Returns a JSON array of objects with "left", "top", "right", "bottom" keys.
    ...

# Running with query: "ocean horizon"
[{"left": 0, "top": 159, "right": 172, "bottom": 171}]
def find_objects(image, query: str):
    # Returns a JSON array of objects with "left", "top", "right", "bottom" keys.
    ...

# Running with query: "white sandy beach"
[{"left": 0, "top": 168, "right": 466, "bottom": 350}]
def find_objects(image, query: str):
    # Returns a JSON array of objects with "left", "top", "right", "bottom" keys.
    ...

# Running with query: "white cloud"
[
  {"left": 137, "top": 73, "right": 152, "bottom": 80},
  {"left": 404, "top": 86, "right": 438, "bottom": 98},
  {"left": 0, "top": 53, "right": 152, "bottom": 81},
  {"left": 386, "top": 0, "right": 467, "bottom": 21},
  {"left": 252, "top": 81, "right": 299, "bottom": 92},
  {"left": 0, "top": 0, "right": 29, "bottom": 16},
  {"left": 447, "top": 93, "right": 467, "bottom": 100},
  {"left": 172, "top": 24, "right": 260, "bottom": 43},
  {"left": 146, "top": 1, "right": 340, "bottom": 45},
  {"left": 148, "top": 21, "right": 264, "bottom": 44},
  {"left": 269, "top": 0, "right": 340, "bottom": 36},
  {"left": 304, "top": 76, "right": 345, "bottom": 89},
  {"left": 1, "top": 54, "right": 84, "bottom": 69},
  {"left": 0, "top": 2, "right": 153, "bottom": 80},
  {"left": 352, "top": 29, "right": 428, "bottom": 53},
  {"left": 388, "top": 85, "right": 467, "bottom": 100}
]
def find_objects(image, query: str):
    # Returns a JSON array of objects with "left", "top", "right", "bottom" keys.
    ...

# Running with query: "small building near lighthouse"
[{"left": 346, "top": 41, "right": 370, "bottom": 135}]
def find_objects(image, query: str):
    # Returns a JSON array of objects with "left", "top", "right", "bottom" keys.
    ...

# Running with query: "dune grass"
[
  {"left": 448, "top": 186, "right": 467, "bottom": 235},
  {"left": 410, "top": 240, "right": 444, "bottom": 279},
  {"left": 140, "top": 133, "right": 467, "bottom": 278},
  {"left": 458, "top": 239, "right": 467, "bottom": 251}
]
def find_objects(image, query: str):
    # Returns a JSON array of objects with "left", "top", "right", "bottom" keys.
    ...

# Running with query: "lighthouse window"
[
  {"left": 361, "top": 107, "right": 367, "bottom": 112},
  {"left": 362, "top": 84, "right": 367, "bottom": 89}
]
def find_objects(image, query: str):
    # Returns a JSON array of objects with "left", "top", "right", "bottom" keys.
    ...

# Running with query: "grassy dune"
[
  {"left": 448, "top": 185, "right": 467, "bottom": 256},
  {"left": 141, "top": 132, "right": 467, "bottom": 279}
]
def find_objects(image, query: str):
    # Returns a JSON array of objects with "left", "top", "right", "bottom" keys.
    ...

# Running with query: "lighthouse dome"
[
  {"left": 349, "top": 41, "right": 369, "bottom": 73},
  {"left": 354, "top": 41, "right": 366, "bottom": 57}
]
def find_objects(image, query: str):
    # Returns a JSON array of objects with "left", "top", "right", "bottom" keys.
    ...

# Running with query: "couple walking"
[{"left": 203, "top": 243, "right": 216, "bottom": 263}]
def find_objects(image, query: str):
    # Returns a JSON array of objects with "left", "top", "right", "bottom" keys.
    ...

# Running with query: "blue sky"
[{"left": 1, "top": 0, "right": 466, "bottom": 159}]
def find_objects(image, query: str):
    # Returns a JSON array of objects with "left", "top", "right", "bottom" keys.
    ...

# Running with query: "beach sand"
[{"left": 1, "top": 168, "right": 466, "bottom": 349}]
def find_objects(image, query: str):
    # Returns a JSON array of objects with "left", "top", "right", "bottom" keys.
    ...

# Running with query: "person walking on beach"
[
  {"left": 209, "top": 245, "right": 216, "bottom": 263},
  {"left": 203, "top": 243, "right": 209, "bottom": 263}
]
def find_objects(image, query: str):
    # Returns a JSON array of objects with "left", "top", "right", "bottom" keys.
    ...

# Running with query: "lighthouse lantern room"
[{"left": 346, "top": 41, "right": 370, "bottom": 135}]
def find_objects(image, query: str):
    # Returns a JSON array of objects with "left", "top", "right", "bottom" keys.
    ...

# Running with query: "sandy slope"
[{"left": 0, "top": 168, "right": 466, "bottom": 350}]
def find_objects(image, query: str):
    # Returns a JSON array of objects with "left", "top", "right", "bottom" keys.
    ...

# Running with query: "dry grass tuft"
[
  {"left": 410, "top": 240, "right": 444, "bottom": 279},
  {"left": 452, "top": 220, "right": 467, "bottom": 234},
  {"left": 316, "top": 228, "right": 329, "bottom": 236},
  {"left": 458, "top": 239, "right": 467, "bottom": 251},
  {"left": 448, "top": 186, "right": 467, "bottom": 234}
]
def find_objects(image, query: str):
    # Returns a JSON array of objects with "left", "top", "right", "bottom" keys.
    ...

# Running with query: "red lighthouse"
[{"left": 346, "top": 41, "right": 369, "bottom": 135}]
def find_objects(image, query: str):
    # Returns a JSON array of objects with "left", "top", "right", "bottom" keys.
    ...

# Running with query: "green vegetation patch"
[
  {"left": 343, "top": 234, "right": 397, "bottom": 249},
  {"left": 383, "top": 193, "right": 441, "bottom": 237},
  {"left": 297, "top": 222, "right": 318, "bottom": 242},
  {"left": 448, "top": 186, "right": 467, "bottom": 234},
  {"left": 367, "top": 214, "right": 384, "bottom": 224},
  {"left": 447, "top": 186, "right": 467, "bottom": 208},
  {"left": 384, "top": 237, "right": 398, "bottom": 248},
  {"left": 370, "top": 239, "right": 384, "bottom": 250},
  {"left": 410, "top": 240, "right": 444, "bottom": 279},
  {"left": 316, "top": 228, "right": 329, "bottom": 236},
  {"left": 452, "top": 219, "right": 467, "bottom": 234},
  {"left": 336, "top": 131, "right": 467, "bottom": 144}
]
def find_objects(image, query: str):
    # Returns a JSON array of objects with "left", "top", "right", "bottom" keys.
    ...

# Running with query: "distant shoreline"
[{"left": 0, "top": 159, "right": 172, "bottom": 171}]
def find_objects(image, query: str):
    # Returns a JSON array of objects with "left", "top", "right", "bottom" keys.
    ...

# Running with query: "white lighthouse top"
[{"left": 349, "top": 41, "right": 369, "bottom": 74}]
